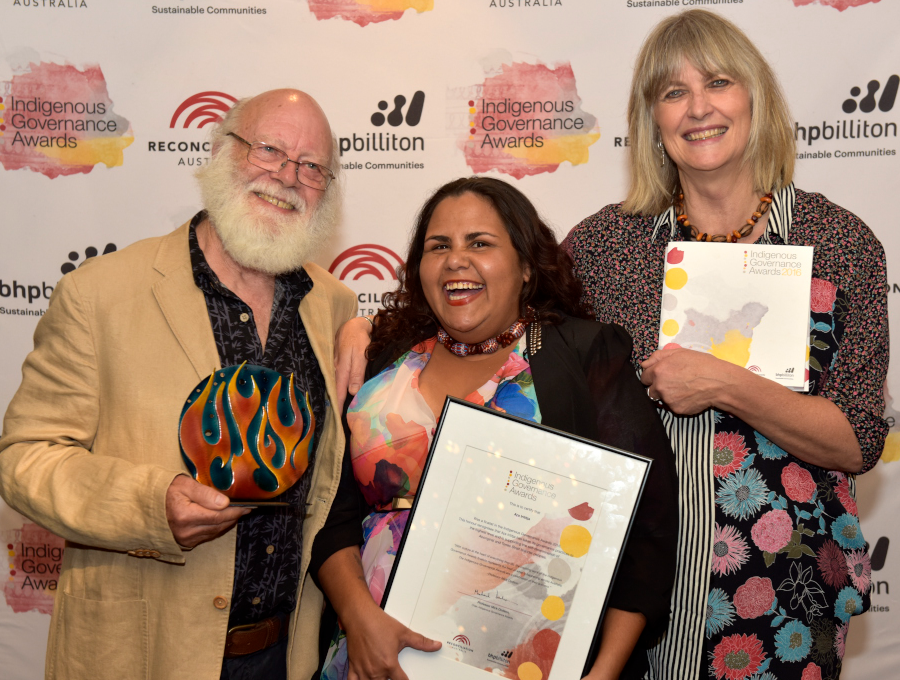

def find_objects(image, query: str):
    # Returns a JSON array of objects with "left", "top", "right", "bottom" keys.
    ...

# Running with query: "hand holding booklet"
[{"left": 657, "top": 242, "right": 813, "bottom": 390}]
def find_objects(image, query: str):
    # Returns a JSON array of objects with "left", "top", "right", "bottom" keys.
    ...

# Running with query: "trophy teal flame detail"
[{"left": 179, "top": 363, "right": 315, "bottom": 499}]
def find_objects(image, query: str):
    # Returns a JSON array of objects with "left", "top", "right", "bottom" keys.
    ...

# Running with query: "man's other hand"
[{"left": 165, "top": 476, "right": 250, "bottom": 548}]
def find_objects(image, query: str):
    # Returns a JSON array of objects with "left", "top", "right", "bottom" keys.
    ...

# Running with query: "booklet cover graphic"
[{"left": 658, "top": 243, "right": 813, "bottom": 389}]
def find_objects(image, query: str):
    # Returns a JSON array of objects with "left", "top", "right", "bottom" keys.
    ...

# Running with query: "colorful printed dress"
[
  {"left": 320, "top": 336, "right": 541, "bottom": 680},
  {"left": 564, "top": 186, "right": 889, "bottom": 680}
]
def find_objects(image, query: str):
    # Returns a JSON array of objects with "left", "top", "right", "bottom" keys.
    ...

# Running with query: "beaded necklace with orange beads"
[{"left": 674, "top": 188, "right": 774, "bottom": 243}]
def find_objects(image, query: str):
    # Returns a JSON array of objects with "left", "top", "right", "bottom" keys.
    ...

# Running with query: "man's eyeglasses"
[{"left": 226, "top": 132, "right": 335, "bottom": 191}]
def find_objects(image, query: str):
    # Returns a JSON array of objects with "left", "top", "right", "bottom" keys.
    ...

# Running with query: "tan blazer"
[{"left": 0, "top": 221, "right": 357, "bottom": 680}]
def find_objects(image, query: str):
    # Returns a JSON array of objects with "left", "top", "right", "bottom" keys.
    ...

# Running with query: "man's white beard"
[{"left": 195, "top": 148, "right": 338, "bottom": 276}]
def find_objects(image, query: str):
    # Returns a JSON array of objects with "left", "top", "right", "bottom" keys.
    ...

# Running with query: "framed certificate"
[{"left": 382, "top": 398, "right": 652, "bottom": 680}]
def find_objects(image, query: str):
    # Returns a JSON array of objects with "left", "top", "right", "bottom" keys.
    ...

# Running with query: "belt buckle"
[{"left": 227, "top": 621, "right": 259, "bottom": 636}]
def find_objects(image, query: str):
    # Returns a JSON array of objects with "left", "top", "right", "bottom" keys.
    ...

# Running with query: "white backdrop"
[{"left": 0, "top": 1, "right": 897, "bottom": 678}]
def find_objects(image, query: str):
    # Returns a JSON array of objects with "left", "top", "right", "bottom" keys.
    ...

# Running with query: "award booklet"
[
  {"left": 381, "top": 399, "right": 651, "bottom": 680},
  {"left": 658, "top": 242, "right": 813, "bottom": 390}
]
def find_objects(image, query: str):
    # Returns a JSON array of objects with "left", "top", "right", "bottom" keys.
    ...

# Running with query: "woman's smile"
[{"left": 443, "top": 280, "right": 486, "bottom": 306}]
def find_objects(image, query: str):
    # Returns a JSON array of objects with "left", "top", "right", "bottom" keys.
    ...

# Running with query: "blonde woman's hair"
[{"left": 623, "top": 9, "right": 795, "bottom": 215}]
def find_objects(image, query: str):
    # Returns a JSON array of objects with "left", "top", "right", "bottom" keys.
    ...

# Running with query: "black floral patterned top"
[{"left": 563, "top": 186, "right": 888, "bottom": 680}]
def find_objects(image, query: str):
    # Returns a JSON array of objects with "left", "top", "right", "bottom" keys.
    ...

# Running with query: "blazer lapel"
[
  {"left": 151, "top": 222, "right": 219, "bottom": 381},
  {"left": 299, "top": 270, "right": 337, "bottom": 410},
  {"left": 530, "top": 322, "right": 598, "bottom": 441}
]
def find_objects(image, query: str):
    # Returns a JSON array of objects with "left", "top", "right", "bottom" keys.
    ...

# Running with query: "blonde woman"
[{"left": 565, "top": 10, "right": 888, "bottom": 680}]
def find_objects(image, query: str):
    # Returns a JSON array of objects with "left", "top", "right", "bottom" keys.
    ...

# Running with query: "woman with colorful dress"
[
  {"left": 319, "top": 177, "right": 678, "bottom": 680},
  {"left": 563, "top": 10, "right": 888, "bottom": 680}
]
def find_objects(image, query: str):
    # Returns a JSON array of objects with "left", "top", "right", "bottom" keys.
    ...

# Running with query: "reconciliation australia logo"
[
  {"left": 448, "top": 633, "right": 474, "bottom": 653},
  {"left": 339, "top": 91, "right": 425, "bottom": 172},
  {"left": 794, "top": 74, "right": 898, "bottom": 160},
  {"left": 489, "top": 0, "right": 561, "bottom": 7},
  {"left": 11, "top": 1, "right": 87, "bottom": 8},
  {"left": 147, "top": 91, "right": 238, "bottom": 168},
  {"left": 329, "top": 244, "right": 403, "bottom": 316}
]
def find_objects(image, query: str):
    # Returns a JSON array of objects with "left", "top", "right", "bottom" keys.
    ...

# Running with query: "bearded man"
[{"left": 0, "top": 89, "right": 383, "bottom": 680}]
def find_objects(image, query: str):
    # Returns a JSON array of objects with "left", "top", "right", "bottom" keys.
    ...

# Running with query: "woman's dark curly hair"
[{"left": 368, "top": 176, "right": 592, "bottom": 360}]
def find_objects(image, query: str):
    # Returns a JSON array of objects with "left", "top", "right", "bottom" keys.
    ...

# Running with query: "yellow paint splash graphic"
[
  {"left": 559, "top": 524, "right": 592, "bottom": 558},
  {"left": 540, "top": 596, "right": 565, "bottom": 621},
  {"left": 662, "top": 319, "right": 680, "bottom": 337},
  {"left": 665, "top": 268, "right": 688, "bottom": 290},
  {"left": 517, "top": 661, "right": 543, "bottom": 680},
  {"left": 881, "top": 431, "right": 900, "bottom": 463},
  {"left": 505, "top": 132, "right": 601, "bottom": 167},
  {"left": 39, "top": 135, "right": 134, "bottom": 169},
  {"left": 710, "top": 329, "right": 753, "bottom": 368}
]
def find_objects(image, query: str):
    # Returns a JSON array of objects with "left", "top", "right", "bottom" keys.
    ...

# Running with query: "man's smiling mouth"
[{"left": 255, "top": 192, "right": 295, "bottom": 210}]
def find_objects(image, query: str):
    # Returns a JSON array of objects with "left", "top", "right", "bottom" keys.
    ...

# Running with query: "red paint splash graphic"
[
  {"left": 502, "top": 628, "right": 562, "bottom": 679},
  {"left": 0, "top": 62, "right": 133, "bottom": 178},
  {"left": 306, "top": 0, "right": 433, "bottom": 26},
  {"left": 460, "top": 61, "right": 600, "bottom": 179},
  {"left": 567, "top": 502, "right": 594, "bottom": 521},
  {"left": 667, "top": 247, "right": 684, "bottom": 265},
  {"left": 3, "top": 523, "right": 65, "bottom": 615},
  {"left": 791, "top": 0, "right": 880, "bottom": 10}
]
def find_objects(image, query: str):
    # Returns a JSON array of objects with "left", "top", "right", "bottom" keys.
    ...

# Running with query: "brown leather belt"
[{"left": 224, "top": 614, "right": 289, "bottom": 658}]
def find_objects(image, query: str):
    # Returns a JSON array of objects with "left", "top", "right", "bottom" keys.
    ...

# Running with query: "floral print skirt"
[{"left": 702, "top": 414, "right": 870, "bottom": 680}]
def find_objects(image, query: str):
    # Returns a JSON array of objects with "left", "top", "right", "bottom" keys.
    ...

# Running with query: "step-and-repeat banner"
[{"left": 0, "top": 1, "right": 897, "bottom": 677}]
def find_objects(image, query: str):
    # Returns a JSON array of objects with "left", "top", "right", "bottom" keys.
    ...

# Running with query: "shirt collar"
[
  {"left": 650, "top": 183, "right": 795, "bottom": 244},
  {"left": 188, "top": 210, "right": 314, "bottom": 300}
]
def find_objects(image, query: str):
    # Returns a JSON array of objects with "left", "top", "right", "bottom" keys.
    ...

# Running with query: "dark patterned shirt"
[{"left": 188, "top": 212, "right": 327, "bottom": 628}]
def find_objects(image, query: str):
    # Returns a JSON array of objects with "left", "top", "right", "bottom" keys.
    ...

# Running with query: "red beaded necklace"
[
  {"left": 437, "top": 307, "right": 535, "bottom": 358},
  {"left": 675, "top": 188, "right": 773, "bottom": 243}
]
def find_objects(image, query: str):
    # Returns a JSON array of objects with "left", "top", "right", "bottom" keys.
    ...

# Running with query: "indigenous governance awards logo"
[
  {"left": 791, "top": 0, "right": 880, "bottom": 10},
  {"left": 0, "top": 61, "right": 133, "bottom": 178},
  {"left": 3, "top": 523, "right": 64, "bottom": 614},
  {"left": 329, "top": 245, "right": 403, "bottom": 316},
  {"left": 882, "top": 382, "right": 900, "bottom": 463},
  {"left": 306, "top": 0, "right": 432, "bottom": 26},
  {"left": 450, "top": 56, "right": 599, "bottom": 179}
]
